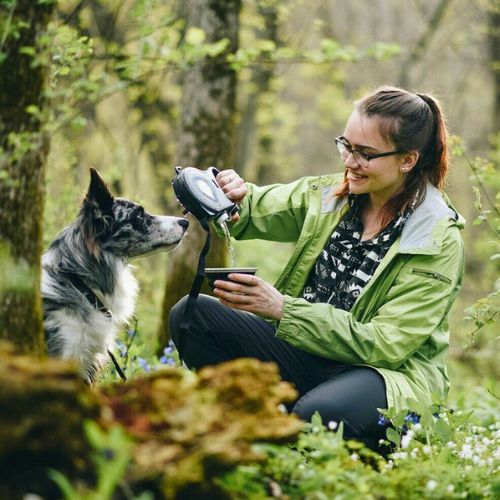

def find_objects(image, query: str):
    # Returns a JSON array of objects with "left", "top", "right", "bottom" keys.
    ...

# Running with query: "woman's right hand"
[{"left": 216, "top": 170, "right": 247, "bottom": 221}]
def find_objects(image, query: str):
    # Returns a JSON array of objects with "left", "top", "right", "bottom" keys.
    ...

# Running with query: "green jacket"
[{"left": 228, "top": 173, "right": 465, "bottom": 411}]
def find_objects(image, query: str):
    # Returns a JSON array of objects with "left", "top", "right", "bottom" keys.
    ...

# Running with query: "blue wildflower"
[
  {"left": 160, "top": 355, "right": 176, "bottom": 366},
  {"left": 115, "top": 339, "right": 128, "bottom": 357},
  {"left": 378, "top": 414, "right": 390, "bottom": 426},
  {"left": 102, "top": 448, "right": 115, "bottom": 461},
  {"left": 137, "top": 357, "right": 151, "bottom": 372},
  {"left": 159, "top": 343, "right": 176, "bottom": 365},
  {"left": 404, "top": 412, "right": 420, "bottom": 425}
]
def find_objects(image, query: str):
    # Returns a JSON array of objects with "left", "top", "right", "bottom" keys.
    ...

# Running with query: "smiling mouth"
[{"left": 348, "top": 172, "right": 368, "bottom": 180}]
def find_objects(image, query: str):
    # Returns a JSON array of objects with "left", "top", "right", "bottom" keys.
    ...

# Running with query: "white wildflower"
[
  {"left": 447, "top": 484, "right": 455, "bottom": 493},
  {"left": 401, "top": 430, "right": 414, "bottom": 449},
  {"left": 328, "top": 420, "right": 338, "bottom": 430},
  {"left": 423, "top": 445, "right": 431, "bottom": 455},
  {"left": 426, "top": 480, "right": 437, "bottom": 491},
  {"left": 447, "top": 441, "right": 457, "bottom": 449},
  {"left": 459, "top": 444, "right": 473, "bottom": 460},
  {"left": 350, "top": 453, "right": 359, "bottom": 461}
]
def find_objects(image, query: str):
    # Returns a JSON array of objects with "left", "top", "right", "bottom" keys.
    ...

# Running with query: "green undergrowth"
[{"left": 217, "top": 390, "right": 500, "bottom": 499}]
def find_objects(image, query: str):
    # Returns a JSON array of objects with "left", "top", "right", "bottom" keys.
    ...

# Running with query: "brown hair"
[{"left": 335, "top": 85, "right": 449, "bottom": 226}]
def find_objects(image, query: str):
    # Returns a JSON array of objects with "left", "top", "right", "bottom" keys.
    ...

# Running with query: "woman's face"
[{"left": 342, "top": 110, "right": 406, "bottom": 206}]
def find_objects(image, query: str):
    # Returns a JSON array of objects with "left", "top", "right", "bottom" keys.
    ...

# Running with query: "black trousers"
[{"left": 169, "top": 294, "right": 388, "bottom": 451}]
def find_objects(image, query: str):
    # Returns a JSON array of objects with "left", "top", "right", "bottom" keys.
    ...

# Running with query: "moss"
[
  {"left": 0, "top": 343, "right": 303, "bottom": 499},
  {"left": 101, "top": 358, "right": 303, "bottom": 498}
]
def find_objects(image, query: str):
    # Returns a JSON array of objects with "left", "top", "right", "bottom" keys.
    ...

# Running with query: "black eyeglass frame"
[{"left": 334, "top": 136, "right": 404, "bottom": 166}]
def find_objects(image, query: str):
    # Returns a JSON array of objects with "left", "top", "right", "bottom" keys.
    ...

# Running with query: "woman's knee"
[
  {"left": 291, "top": 368, "right": 387, "bottom": 441},
  {"left": 168, "top": 294, "right": 219, "bottom": 349}
]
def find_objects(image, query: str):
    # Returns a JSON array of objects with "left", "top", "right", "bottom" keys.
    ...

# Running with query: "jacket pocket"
[{"left": 411, "top": 268, "right": 452, "bottom": 284}]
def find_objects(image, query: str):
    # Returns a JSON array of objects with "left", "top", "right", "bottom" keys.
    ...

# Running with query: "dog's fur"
[{"left": 42, "top": 168, "right": 188, "bottom": 382}]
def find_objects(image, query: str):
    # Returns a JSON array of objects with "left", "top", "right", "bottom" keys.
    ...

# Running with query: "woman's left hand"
[{"left": 213, "top": 273, "right": 285, "bottom": 321}]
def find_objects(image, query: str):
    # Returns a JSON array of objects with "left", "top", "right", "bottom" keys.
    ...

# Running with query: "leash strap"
[
  {"left": 177, "top": 218, "right": 211, "bottom": 356},
  {"left": 108, "top": 349, "right": 127, "bottom": 382}
]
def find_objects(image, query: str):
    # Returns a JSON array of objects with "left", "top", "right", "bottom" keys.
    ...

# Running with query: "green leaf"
[
  {"left": 386, "top": 427, "right": 400, "bottom": 447},
  {"left": 310, "top": 411, "right": 323, "bottom": 428},
  {"left": 84, "top": 420, "right": 105, "bottom": 448},
  {"left": 47, "top": 469, "right": 76, "bottom": 499},
  {"left": 19, "top": 46, "right": 36, "bottom": 57},
  {"left": 434, "top": 418, "right": 453, "bottom": 444},
  {"left": 185, "top": 27, "right": 206, "bottom": 45}
]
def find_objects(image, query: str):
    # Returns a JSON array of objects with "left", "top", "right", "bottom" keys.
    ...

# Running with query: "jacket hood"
[{"left": 399, "top": 183, "right": 465, "bottom": 255}]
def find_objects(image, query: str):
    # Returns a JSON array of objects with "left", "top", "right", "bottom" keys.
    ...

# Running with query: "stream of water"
[{"left": 220, "top": 221, "right": 237, "bottom": 268}]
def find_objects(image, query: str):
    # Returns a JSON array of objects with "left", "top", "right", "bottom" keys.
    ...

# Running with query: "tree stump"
[{"left": 0, "top": 342, "right": 303, "bottom": 499}]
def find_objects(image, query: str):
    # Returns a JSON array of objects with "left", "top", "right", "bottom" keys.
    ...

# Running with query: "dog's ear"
[
  {"left": 85, "top": 168, "right": 114, "bottom": 213},
  {"left": 81, "top": 168, "right": 115, "bottom": 257}
]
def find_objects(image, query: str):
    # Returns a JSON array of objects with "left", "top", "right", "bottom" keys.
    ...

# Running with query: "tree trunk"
[
  {"left": 0, "top": 0, "right": 55, "bottom": 354},
  {"left": 157, "top": 0, "right": 242, "bottom": 349},
  {"left": 398, "top": 0, "right": 452, "bottom": 88},
  {"left": 488, "top": 5, "right": 500, "bottom": 132},
  {"left": 236, "top": 3, "right": 279, "bottom": 183}
]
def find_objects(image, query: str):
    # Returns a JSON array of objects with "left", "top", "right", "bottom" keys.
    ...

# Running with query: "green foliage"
[
  {"left": 49, "top": 421, "right": 141, "bottom": 500},
  {"left": 450, "top": 135, "right": 500, "bottom": 348},
  {"left": 98, "top": 318, "right": 179, "bottom": 384},
  {"left": 217, "top": 391, "right": 500, "bottom": 499}
]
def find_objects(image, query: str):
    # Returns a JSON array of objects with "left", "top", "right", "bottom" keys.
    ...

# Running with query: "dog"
[{"left": 42, "top": 168, "right": 188, "bottom": 383}]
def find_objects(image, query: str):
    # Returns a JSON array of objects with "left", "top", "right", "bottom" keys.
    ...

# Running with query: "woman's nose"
[{"left": 344, "top": 152, "right": 360, "bottom": 169}]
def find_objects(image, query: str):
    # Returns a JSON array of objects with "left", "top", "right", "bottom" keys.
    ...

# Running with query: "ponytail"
[{"left": 416, "top": 93, "right": 449, "bottom": 190}]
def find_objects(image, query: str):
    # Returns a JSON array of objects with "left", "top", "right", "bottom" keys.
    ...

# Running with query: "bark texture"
[
  {"left": 158, "top": 0, "right": 242, "bottom": 348},
  {"left": 0, "top": 0, "right": 55, "bottom": 353}
]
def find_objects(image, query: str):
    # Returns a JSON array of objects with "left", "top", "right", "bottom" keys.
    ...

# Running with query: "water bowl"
[{"left": 204, "top": 267, "right": 257, "bottom": 290}]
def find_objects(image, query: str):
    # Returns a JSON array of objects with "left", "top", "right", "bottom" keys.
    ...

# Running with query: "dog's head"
[{"left": 81, "top": 168, "right": 188, "bottom": 259}]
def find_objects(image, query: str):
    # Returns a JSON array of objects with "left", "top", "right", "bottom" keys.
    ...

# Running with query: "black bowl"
[{"left": 205, "top": 267, "right": 257, "bottom": 289}]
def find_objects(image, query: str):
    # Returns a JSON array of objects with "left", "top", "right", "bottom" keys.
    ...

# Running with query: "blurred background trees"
[{"left": 10, "top": 0, "right": 496, "bottom": 383}]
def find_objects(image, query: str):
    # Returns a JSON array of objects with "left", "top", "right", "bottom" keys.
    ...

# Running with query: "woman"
[{"left": 169, "top": 86, "right": 465, "bottom": 450}]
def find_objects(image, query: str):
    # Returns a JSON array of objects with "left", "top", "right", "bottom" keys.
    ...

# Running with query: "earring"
[{"left": 401, "top": 167, "right": 410, "bottom": 172}]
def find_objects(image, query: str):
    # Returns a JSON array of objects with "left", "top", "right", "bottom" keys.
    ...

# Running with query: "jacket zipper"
[{"left": 411, "top": 268, "right": 452, "bottom": 284}]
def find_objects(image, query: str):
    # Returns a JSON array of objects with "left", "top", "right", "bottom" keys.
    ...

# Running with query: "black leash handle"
[{"left": 177, "top": 218, "right": 211, "bottom": 357}]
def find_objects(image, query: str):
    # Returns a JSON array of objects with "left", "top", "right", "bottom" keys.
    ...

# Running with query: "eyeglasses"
[{"left": 334, "top": 136, "right": 403, "bottom": 168}]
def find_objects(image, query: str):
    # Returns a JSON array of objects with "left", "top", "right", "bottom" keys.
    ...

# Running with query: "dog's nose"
[{"left": 178, "top": 218, "right": 189, "bottom": 229}]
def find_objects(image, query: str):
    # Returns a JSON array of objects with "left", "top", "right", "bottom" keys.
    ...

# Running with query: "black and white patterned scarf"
[{"left": 302, "top": 194, "right": 416, "bottom": 311}]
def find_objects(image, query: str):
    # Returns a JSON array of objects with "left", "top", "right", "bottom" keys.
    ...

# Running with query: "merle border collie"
[{"left": 42, "top": 168, "right": 188, "bottom": 383}]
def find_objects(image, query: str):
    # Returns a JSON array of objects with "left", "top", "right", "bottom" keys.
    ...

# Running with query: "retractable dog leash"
[
  {"left": 172, "top": 166, "right": 239, "bottom": 356},
  {"left": 176, "top": 218, "right": 211, "bottom": 355}
]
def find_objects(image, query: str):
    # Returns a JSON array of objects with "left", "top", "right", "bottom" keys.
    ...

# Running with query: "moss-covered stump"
[
  {"left": 101, "top": 358, "right": 303, "bottom": 499},
  {"left": 0, "top": 341, "right": 100, "bottom": 499}
]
